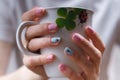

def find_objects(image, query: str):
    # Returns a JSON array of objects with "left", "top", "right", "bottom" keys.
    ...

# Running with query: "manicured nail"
[
  {"left": 51, "top": 37, "right": 61, "bottom": 44},
  {"left": 59, "top": 64, "right": 66, "bottom": 71},
  {"left": 73, "top": 33, "right": 83, "bottom": 41},
  {"left": 87, "top": 27, "right": 94, "bottom": 34},
  {"left": 48, "top": 23, "right": 57, "bottom": 32},
  {"left": 35, "top": 8, "right": 45, "bottom": 16},
  {"left": 47, "top": 55, "right": 54, "bottom": 61},
  {"left": 64, "top": 47, "right": 74, "bottom": 55}
]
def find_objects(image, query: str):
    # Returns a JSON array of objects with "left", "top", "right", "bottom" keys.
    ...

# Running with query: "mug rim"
[{"left": 44, "top": 6, "right": 94, "bottom": 13}]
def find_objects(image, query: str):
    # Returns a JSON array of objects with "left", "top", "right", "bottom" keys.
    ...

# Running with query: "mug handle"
[{"left": 16, "top": 21, "right": 38, "bottom": 55}]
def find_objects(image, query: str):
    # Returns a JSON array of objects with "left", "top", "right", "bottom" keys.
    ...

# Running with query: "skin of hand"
[
  {"left": 23, "top": 7, "right": 105, "bottom": 80},
  {"left": 0, "top": 7, "right": 55, "bottom": 80},
  {"left": 22, "top": 7, "right": 60, "bottom": 80},
  {"left": 0, "top": 7, "right": 54, "bottom": 80},
  {"left": 58, "top": 27, "right": 105, "bottom": 80}
]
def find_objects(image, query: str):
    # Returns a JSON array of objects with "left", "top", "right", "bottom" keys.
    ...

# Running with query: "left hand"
[
  {"left": 58, "top": 26, "right": 105, "bottom": 80},
  {"left": 22, "top": 7, "right": 58, "bottom": 80}
]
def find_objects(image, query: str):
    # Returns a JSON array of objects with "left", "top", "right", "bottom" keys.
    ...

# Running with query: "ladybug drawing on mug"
[{"left": 78, "top": 10, "right": 88, "bottom": 24}]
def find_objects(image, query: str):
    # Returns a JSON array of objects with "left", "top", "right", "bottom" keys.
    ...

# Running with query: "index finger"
[{"left": 22, "top": 7, "right": 46, "bottom": 21}]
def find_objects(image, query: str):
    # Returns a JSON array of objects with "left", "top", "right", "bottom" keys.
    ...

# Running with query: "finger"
[
  {"left": 85, "top": 26, "right": 105, "bottom": 53},
  {"left": 72, "top": 33, "right": 101, "bottom": 63},
  {"left": 26, "top": 23, "right": 58, "bottom": 40},
  {"left": 23, "top": 54, "right": 56, "bottom": 68},
  {"left": 28, "top": 37, "right": 61, "bottom": 52},
  {"left": 64, "top": 47, "right": 93, "bottom": 74},
  {"left": 58, "top": 64, "right": 84, "bottom": 80},
  {"left": 22, "top": 7, "right": 46, "bottom": 21}
]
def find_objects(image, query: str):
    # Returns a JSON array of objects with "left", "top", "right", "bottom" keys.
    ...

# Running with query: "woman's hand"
[
  {"left": 22, "top": 7, "right": 61, "bottom": 80},
  {"left": 58, "top": 27, "right": 105, "bottom": 80}
]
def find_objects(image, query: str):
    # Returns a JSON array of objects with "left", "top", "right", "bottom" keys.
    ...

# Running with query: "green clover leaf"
[
  {"left": 66, "top": 10, "right": 76, "bottom": 20},
  {"left": 65, "top": 19, "right": 76, "bottom": 31},
  {"left": 56, "top": 18, "right": 65, "bottom": 28},
  {"left": 57, "top": 8, "right": 67, "bottom": 17}
]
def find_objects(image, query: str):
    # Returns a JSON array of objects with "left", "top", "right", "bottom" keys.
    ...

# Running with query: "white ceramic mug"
[{"left": 16, "top": 7, "right": 93, "bottom": 80}]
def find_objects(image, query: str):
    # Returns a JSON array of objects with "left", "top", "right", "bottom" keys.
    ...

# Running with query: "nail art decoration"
[
  {"left": 64, "top": 47, "right": 74, "bottom": 55},
  {"left": 51, "top": 37, "right": 61, "bottom": 44}
]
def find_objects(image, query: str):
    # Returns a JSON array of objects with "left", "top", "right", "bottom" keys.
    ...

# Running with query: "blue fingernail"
[
  {"left": 51, "top": 37, "right": 61, "bottom": 43},
  {"left": 64, "top": 47, "right": 74, "bottom": 55}
]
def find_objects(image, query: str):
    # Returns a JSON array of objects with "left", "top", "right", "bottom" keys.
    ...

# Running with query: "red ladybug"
[{"left": 78, "top": 10, "right": 88, "bottom": 24}]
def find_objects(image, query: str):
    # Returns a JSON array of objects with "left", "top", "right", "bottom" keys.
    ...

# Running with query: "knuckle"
[
  {"left": 28, "top": 39, "right": 38, "bottom": 51},
  {"left": 25, "top": 26, "right": 35, "bottom": 40},
  {"left": 97, "top": 51, "right": 102, "bottom": 60},
  {"left": 94, "top": 50, "right": 102, "bottom": 62},
  {"left": 23, "top": 56, "right": 33, "bottom": 68}
]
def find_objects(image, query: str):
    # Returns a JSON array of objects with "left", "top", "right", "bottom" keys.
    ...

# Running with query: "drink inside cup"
[{"left": 16, "top": 7, "right": 93, "bottom": 80}]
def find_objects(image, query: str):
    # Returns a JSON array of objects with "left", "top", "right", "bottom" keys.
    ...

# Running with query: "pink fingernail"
[
  {"left": 73, "top": 33, "right": 83, "bottom": 41},
  {"left": 47, "top": 55, "right": 54, "bottom": 61},
  {"left": 48, "top": 23, "right": 57, "bottom": 32},
  {"left": 87, "top": 27, "right": 94, "bottom": 34},
  {"left": 35, "top": 8, "right": 45, "bottom": 16},
  {"left": 59, "top": 64, "right": 66, "bottom": 71}
]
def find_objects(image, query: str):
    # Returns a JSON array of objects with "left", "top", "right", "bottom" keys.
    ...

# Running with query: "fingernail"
[
  {"left": 48, "top": 23, "right": 57, "bottom": 32},
  {"left": 59, "top": 64, "right": 66, "bottom": 71},
  {"left": 87, "top": 27, "right": 94, "bottom": 34},
  {"left": 73, "top": 33, "right": 83, "bottom": 41},
  {"left": 64, "top": 47, "right": 74, "bottom": 55},
  {"left": 35, "top": 8, "right": 45, "bottom": 16},
  {"left": 51, "top": 37, "right": 61, "bottom": 44},
  {"left": 47, "top": 55, "right": 54, "bottom": 61}
]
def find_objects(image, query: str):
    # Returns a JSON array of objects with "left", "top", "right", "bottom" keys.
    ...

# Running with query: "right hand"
[{"left": 22, "top": 7, "right": 60, "bottom": 80}]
